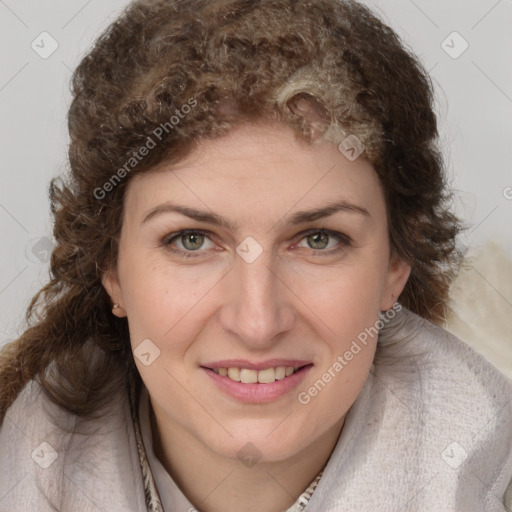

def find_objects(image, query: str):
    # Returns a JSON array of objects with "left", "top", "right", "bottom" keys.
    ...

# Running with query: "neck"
[{"left": 150, "top": 406, "right": 345, "bottom": 512}]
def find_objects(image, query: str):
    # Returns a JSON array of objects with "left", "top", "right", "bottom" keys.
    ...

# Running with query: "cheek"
[
  {"left": 292, "top": 257, "right": 385, "bottom": 414},
  {"left": 296, "top": 254, "right": 387, "bottom": 335},
  {"left": 117, "top": 254, "right": 219, "bottom": 408},
  {"left": 314, "top": 271, "right": 381, "bottom": 364},
  {"left": 294, "top": 274, "right": 381, "bottom": 438},
  {"left": 117, "top": 244, "right": 228, "bottom": 359}
]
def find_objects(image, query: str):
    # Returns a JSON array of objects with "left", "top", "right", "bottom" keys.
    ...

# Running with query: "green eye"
[
  {"left": 297, "top": 229, "right": 349, "bottom": 251},
  {"left": 180, "top": 232, "right": 205, "bottom": 251},
  {"left": 163, "top": 229, "right": 214, "bottom": 257},
  {"left": 306, "top": 232, "right": 330, "bottom": 250}
]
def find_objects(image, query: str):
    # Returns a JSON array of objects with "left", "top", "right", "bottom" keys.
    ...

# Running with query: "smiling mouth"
[{"left": 203, "top": 364, "right": 312, "bottom": 384}]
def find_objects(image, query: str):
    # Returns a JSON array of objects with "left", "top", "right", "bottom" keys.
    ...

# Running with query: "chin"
[{"left": 201, "top": 421, "right": 316, "bottom": 464}]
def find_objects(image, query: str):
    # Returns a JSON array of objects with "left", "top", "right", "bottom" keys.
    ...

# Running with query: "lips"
[{"left": 201, "top": 362, "right": 313, "bottom": 403}]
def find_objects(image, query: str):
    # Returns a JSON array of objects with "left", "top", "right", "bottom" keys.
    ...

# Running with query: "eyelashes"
[
  {"left": 161, "top": 228, "right": 353, "bottom": 259},
  {"left": 162, "top": 229, "right": 214, "bottom": 256}
]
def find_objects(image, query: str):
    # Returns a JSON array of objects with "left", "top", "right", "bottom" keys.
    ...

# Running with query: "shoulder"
[
  {"left": 376, "top": 307, "right": 512, "bottom": 410},
  {"left": 374, "top": 307, "right": 512, "bottom": 509},
  {"left": 0, "top": 379, "right": 147, "bottom": 511}
]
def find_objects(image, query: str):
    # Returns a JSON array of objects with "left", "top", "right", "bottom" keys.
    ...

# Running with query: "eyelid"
[
  {"left": 302, "top": 227, "right": 351, "bottom": 241},
  {"left": 162, "top": 229, "right": 213, "bottom": 246},
  {"left": 161, "top": 228, "right": 216, "bottom": 254},
  {"left": 292, "top": 228, "right": 352, "bottom": 250}
]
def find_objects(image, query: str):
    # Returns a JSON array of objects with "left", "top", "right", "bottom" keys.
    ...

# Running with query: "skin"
[{"left": 103, "top": 121, "right": 411, "bottom": 512}]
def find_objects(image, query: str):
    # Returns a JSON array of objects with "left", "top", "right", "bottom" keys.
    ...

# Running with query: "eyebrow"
[{"left": 141, "top": 200, "right": 370, "bottom": 230}]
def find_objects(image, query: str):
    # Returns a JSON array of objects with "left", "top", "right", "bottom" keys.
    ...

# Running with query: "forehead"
[{"left": 124, "top": 122, "right": 385, "bottom": 226}]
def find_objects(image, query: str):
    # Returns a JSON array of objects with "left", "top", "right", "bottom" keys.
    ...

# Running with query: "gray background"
[{"left": 1, "top": 0, "right": 511, "bottom": 347}]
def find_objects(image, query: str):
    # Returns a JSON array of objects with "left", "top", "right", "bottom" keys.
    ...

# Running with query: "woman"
[{"left": 1, "top": 0, "right": 511, "bottom": 510}]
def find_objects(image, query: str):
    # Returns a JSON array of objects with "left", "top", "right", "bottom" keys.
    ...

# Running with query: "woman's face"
[{"left": 103, "top": 121, "right": 410, "bottom": 463}]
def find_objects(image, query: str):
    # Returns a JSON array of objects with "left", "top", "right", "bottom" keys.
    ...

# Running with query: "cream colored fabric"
[
  {"left": 445, "top": 241, "right": 512, "bottom": 379},
  {"left": 0, "top": 379, "right": 148, "bottom": 511},
  {"left": 445, "top": 241, "right": 512, "bottom": 512}
]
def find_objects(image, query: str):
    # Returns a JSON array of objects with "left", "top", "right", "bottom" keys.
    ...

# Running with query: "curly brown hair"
[{"left": 0, "top": 0, "right": 461, "bottom": 422}]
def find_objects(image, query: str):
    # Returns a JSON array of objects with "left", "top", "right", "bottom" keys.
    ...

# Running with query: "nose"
[{"left": 219, "top": 250, "right": 296, "bottom": 350}]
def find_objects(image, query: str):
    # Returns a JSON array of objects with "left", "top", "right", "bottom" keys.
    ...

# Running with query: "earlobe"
[
  {"left": 380, "top": 254, "right": 412, "bottom": 311},
  {"left": 101, "top": 271, "right": 127, "bottom": 317}
]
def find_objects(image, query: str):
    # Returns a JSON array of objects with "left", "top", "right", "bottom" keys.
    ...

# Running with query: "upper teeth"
[{"left": 213, "top": 366, "right": 298, "bottom": 383}]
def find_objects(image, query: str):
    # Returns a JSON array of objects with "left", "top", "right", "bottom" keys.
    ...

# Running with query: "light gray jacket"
[{"left": 1, "top": 309, "right": 512, "bottom": 511}]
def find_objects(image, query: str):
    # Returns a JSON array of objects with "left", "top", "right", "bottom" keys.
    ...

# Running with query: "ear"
[
  {"left": 101, "top": 270, "right": 127, "bottom": 318},
  {"left": 380, "top": 252, "right": 411, "bottom": 311}
]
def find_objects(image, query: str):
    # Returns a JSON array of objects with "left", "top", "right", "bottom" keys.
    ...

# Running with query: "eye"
[
  {"left": 162, "top": 229, "right": 215, "bottom": 256},
  {"left": 161, "top": 228, "right": 351, "bottom": 259},
  {"left": 295, "top": 229, "right": 351, "bottom": 252}
]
